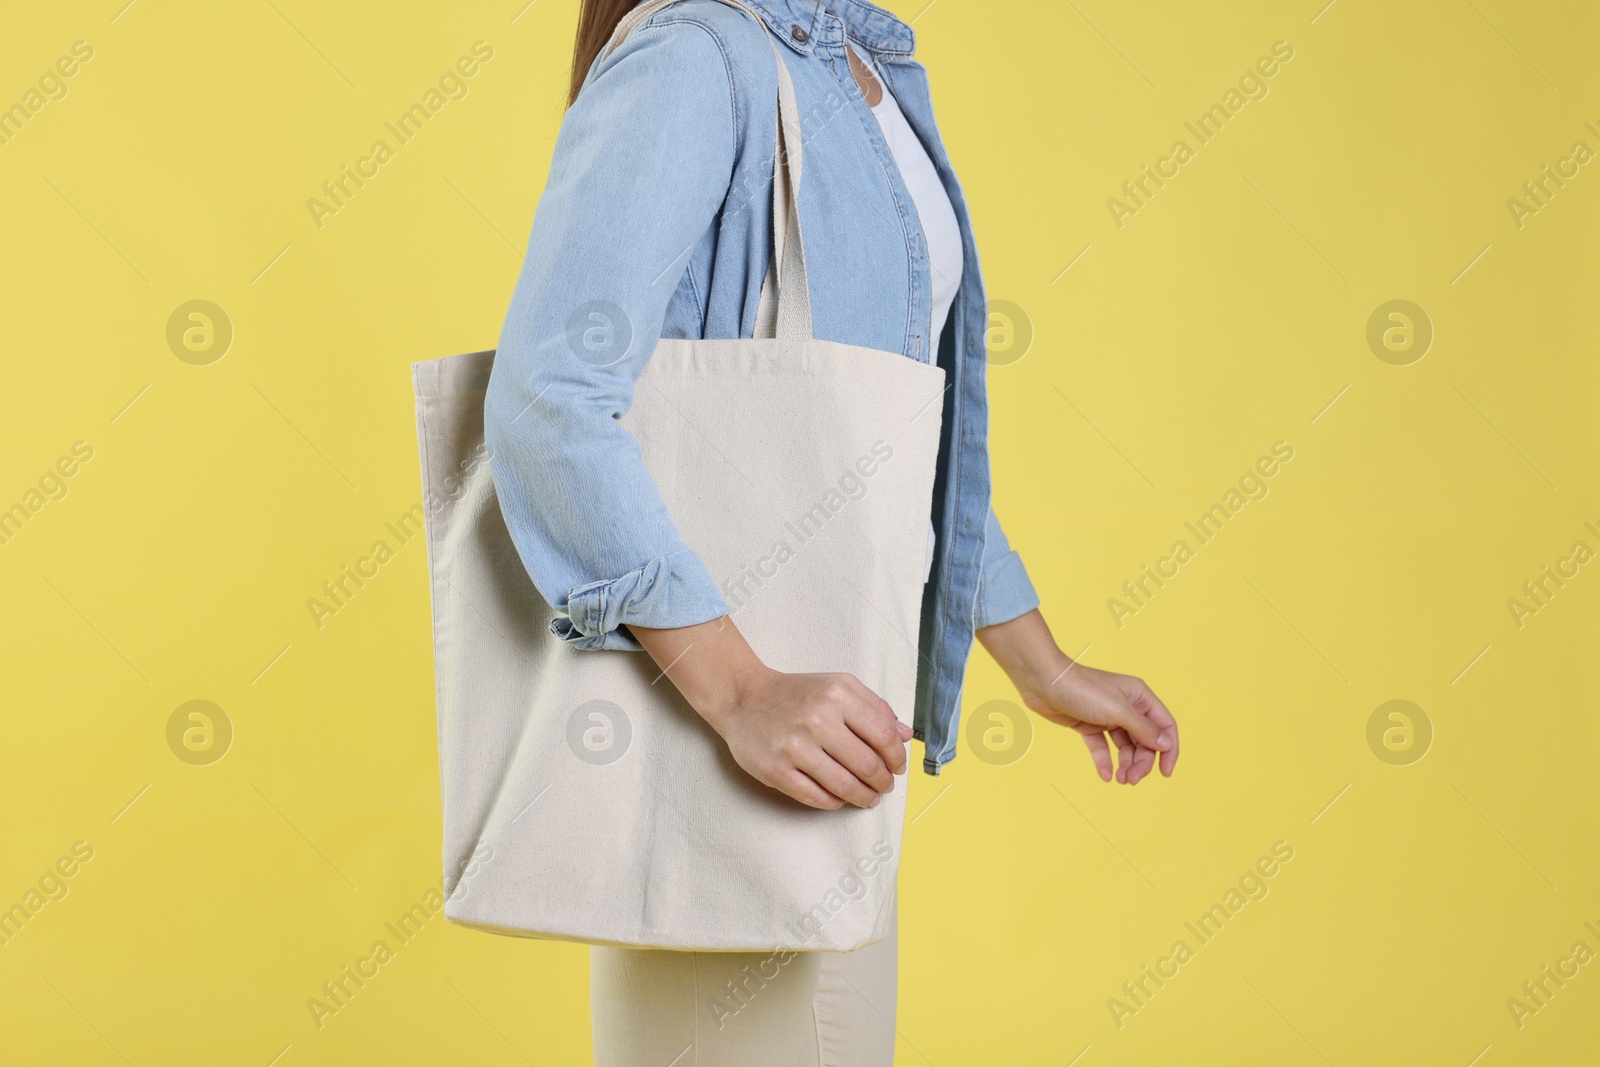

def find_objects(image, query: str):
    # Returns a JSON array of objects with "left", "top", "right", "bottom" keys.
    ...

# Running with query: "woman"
[{"left": 483, "top": 0, "right": 1180, "bottom": 1062}]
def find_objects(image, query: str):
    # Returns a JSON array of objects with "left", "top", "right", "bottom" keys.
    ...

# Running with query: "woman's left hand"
[
  {"left": 1017, "top": 660, "right": 1178, "bottom": 785},
  {"left": 974, "top": 609, "right": 1179, "bottom": 785}
]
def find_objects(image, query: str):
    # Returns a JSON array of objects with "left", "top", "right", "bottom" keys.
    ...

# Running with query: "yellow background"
[{"left": 2, "top": 0, "right": 1596, "bottom": 1063}]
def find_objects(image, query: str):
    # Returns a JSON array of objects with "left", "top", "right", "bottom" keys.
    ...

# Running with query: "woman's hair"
[{"left": 569, "top": 0, "right": 641, "bottom": 106}]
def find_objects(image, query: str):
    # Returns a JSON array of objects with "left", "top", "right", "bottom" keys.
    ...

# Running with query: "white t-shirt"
[{"left": 861, "top": 50, "right": 963, "bottom": 583}]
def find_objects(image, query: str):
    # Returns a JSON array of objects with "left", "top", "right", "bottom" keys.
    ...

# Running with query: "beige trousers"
[{"left": 590, "top": 899, "right": 898, "bottom": 1066}]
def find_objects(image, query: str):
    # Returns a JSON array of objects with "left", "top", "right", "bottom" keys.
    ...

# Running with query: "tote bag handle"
[{"left": 597, "top": 0, "right": 813, "bottom": 342}]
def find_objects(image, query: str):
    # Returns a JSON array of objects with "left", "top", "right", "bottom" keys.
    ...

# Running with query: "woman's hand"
[
  {"left": 629, "top": 617, "right": 912, "bottom": 810},
  {"left": 1020, "top": 661, "right": 1179, "bottom": 785},
  {"left": 975, "top": 610, "right": 1179, "bottom": 785},
  {"left": 715, "top": 666, "right": 913, "bottom": 810}
]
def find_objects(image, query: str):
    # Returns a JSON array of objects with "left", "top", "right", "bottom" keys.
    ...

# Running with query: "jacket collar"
[{"left": 737, "top": 0, "right": 917, "bottom": 58}]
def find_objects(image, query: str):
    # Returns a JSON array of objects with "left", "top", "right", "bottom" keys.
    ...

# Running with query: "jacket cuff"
[
  {"left": 973, "top": 545, "right": 1041, "bottom": 630},
  {"left": 551, "top": 550, "right": 730, "bottom": 651}
]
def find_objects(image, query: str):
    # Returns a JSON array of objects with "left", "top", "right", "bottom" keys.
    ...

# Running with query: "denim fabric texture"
[{"left": 484, "top": 0, "right": 1040, "bottom": 773}]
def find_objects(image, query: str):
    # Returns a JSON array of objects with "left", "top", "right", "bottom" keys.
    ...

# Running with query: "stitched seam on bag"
[{"left": 414, "top": 395, "right": 461, "bottom": 886}]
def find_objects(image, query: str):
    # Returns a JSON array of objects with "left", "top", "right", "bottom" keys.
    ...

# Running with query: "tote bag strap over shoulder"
[{"left": 598, "top": 0, "right": 812, "bottom": 343}]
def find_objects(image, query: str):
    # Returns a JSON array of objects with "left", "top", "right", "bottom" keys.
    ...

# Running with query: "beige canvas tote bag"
[{"left": 411, "top": 0, "right": 946, "bottom": 951}]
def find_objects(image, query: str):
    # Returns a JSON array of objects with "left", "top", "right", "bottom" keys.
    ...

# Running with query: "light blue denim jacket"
[{"left": 484, "top": 0, "right": 1038, "bottom": 774}]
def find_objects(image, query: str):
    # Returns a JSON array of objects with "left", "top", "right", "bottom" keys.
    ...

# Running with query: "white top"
[{"left": 860, "top": 49, "right": 963, "bottom": 583}]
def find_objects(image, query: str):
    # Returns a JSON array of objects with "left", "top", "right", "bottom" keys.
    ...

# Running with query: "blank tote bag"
[{"left": 411, "top": 0, "right": 945, "bottom": 952}]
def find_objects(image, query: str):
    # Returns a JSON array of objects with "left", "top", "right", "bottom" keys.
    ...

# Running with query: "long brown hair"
[{"left": 569, "top": 0, "right": 642, "bottom": 106}]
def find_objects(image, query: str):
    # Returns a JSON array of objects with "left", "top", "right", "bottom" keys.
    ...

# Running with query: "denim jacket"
[{"left": 484, "top": 0, "right": 1039, "bottom": 774}]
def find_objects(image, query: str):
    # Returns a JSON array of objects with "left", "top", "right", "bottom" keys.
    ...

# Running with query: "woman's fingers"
[
  {"left": 1103, "top": 695, "right": 1167, "bottom": 752},
  {"left": 799, "top": 747, "right": 883, "bottom": 809},
  {"left": 1135, "top": 682, "right": 1180, "bottom": 776},
  {"left": 822, "top": 727, "right": 895, "bottom": 795},
  {"left": 1125, "top": 742, "right": 1158, "bottom": 785},
  {"left": 1075, "top": 725, "right": 1114, "bottom": 782},
  {"left": 703, "top": 666, "right": 925, "bottom": 809},
  {"left": 778, "top": 768, "right": 845, "bottom": 810},
  {"left": 1045, "top": 667, "right": 1179, "bottom": 785},
  {"left": 1107, "top": 726, "right": 1136, "bottom": 784},
  {"left": 1115, "top": 679, "right": 1174, "bottom": 783},
  {"left": 1115, "top": 676, "right": 1176, "bottom": 751},
  {"left": 837, "top": 675, "right": 909, "bottom": 776}
]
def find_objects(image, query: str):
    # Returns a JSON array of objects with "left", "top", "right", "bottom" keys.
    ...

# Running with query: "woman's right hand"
[
  {"left": 715, "top": 666, "right": 912, "bottom": 810},
  {"left": 629, "top": 617, "right": 911, "bottom": 810}
]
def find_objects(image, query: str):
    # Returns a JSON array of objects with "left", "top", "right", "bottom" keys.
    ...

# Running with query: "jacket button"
[{"left": 791, "top": 25, "right": 809, "bottom": 42}]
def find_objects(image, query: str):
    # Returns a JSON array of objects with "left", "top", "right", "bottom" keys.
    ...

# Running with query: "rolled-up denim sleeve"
[
  {"left": 973, "top": 506, "right": 1040, "bottom": 629},
  {"left": 483, "top": 19, "right": 738, "bottom": 651}
]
